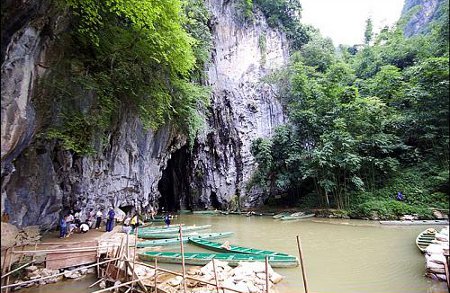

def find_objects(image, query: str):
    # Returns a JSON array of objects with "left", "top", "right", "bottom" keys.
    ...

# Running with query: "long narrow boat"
[
  {"left": 139, "top": 231, "right": 220, "bottom": 239},
  {"left": 188, "top": 238, "right": 295, "bottom": 258},
  {"left": 416, "top": 228, "right": 437, "bottom": 252},
  {"left": 192, "top": 210, "right": 219, "bottom": 215},
  {"left": 138, "top": 225, "right": 212, "bottom": 238},
  {"left": 279, "top": 214, "right": 315, "bottom": 221},
  {"left": 273, "top": 212, "right": 290, "bottom": 219},
  {"left": 380, "top": 220, "right": 449, "bottom": 226},
  {"left": 138, "top": 252, "right": 299, "bottom": 268},
  {"left": 137, "top": 232, "right": 234, "bottom": 248}
]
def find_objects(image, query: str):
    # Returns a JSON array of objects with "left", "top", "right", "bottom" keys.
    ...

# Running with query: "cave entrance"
[
  {"left": 210, "top": 191, "right": 221, "bottom": 209},
  {"left": 158, "top": 146, "right": 191, "bottom": 212}
]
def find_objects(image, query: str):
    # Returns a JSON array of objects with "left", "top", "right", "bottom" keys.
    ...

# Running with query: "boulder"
[{"left": 1, "top": 222, "right": 19, "bottom": 249}]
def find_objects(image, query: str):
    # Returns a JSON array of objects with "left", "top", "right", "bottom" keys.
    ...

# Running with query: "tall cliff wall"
[
  {"left": 401, "top": 0, "right": 446, "bottom": 37},
  {"left": 1, "top": 0, "right": 289, "bottom": 228},
  {"left": 186, "top": 1, "right": 287, "bottom": 209}
]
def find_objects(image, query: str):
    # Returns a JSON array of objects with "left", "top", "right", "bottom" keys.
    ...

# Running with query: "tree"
[{"left": 364, "top": 17, "right": 373, "bottom": 45}]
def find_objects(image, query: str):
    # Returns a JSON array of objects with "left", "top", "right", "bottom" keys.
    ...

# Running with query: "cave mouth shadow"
[{"left": 157, "top": 146, "right": 191, "bottom": 212}]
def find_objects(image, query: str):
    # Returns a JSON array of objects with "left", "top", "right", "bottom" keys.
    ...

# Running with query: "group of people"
[
  {"left": 59, "top": 205, "right": 171, "bottom": 238},
  {"left": 59, "top": 207, "right": 116, "bottom": 238}
]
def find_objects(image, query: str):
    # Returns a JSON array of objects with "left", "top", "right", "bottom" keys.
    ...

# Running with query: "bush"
[{"left": 349, "top": 199, "right": 432, "bottom": 220}]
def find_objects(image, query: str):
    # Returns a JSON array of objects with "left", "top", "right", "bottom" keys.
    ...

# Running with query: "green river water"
[{"left": 20, "top": 214, "right": 448, "bottom": 293}]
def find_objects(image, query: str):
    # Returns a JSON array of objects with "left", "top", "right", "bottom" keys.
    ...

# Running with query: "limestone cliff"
[
  {"left": 186, "top": 1, "right": 287, "bottom": 209},
  {"left": 401, "top": 0, "right": 447, "bottom": 37},
  {"left": 1, "top": 0, "right": 288, "bottom": 228}
]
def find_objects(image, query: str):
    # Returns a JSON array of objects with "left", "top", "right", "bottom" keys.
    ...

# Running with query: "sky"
[{"left": 300, "top": 0, "right": 405, "bottom": 46}]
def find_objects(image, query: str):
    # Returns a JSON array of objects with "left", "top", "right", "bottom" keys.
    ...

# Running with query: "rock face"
[
  {"left": 402, "top": 0, "right": 446, "bottom": 37},
  {"left": 187, "top": 1, "right": 287, "bottom": 209},
  {"left": 1, "top": 0, "right": 288, "bottom": 228}
]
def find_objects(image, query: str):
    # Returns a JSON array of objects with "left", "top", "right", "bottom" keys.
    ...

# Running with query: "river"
[{"left": 20, "top": 214, "right": 448, "bottom": 293}]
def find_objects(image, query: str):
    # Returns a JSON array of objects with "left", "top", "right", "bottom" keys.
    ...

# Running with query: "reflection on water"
[{"left": 19, "top": 215, "right": 448, "bottom": 293}]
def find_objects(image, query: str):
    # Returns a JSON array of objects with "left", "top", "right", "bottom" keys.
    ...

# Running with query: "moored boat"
[
  {"left": 416, "top": 228, "right": 437, "bottom": 252},
  {"left": 188, "top": 238, "right": 295, "bottom": 258},
  {"left": 272, "top": 212, "right": 290, "bottom": 219},
  {"left": 192, "top": 210, "right": 219, "bottom": 215},
  {"left": 137, "top": 232, "right": 234, "bottom": 247},
  {"left": 138, "top": 251, "right": 299, "bottom": 268},
  {"left": 138, "top": 225, "right": 212, "bottom": 237},
  {"left": 380, "top": 220, "right": 449, "bottom": 225},
  {"left": 279, "top": 213, "right": 315, "bottom": 221}
]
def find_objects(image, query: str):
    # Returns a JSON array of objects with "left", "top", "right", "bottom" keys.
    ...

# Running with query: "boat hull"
[
  {"left": 279, "top": 214, "right": 315, "bottom": 221},
  {"left": 416, "top": 229, "right": 437, "bottom": 252},
  {"left": 138, "top": 252, "right": 299, "bottom": 268},
  {"left": 189, "top": 238, "right": 294, "bottom": 258},
  {"left": 137, "top": 232, "right": 234, "bottom": 247}
]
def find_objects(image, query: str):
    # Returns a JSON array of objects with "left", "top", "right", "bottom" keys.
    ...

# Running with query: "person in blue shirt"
[
  {"left": 396, "top": 191, "right": 405, "bottom": 201},
  {"left": 164, "top": 214, "right": 171, "bottom": 227},
  {"left": 106, "top": 207, "right": 115, "bottom": 232},
  {"left": 60, "top": 215, "right": 67, "bottom": 238}
]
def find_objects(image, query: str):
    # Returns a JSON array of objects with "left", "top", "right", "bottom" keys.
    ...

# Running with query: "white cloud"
[{"left": 300, "top": 0, "right": 404, "bottom": 45}]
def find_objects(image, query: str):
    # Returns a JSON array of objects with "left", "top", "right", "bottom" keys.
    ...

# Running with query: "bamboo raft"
[{"left": 138, "top": 251, "right": 300, "bottom": 268}]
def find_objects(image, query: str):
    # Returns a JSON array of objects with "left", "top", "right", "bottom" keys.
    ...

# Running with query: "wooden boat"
[
  {"left": 416, "top": 228, "right": 437, "bottom": 252},
  {"left": 380, "top": 220, "right": 449, "bottom": 226},
  {"left": 279, "top": 213, "right": 315, "bottom": 221},
  {"left": 138, "top": 225, "right": 212, "bottom": 237},
  {"left": 139, "top": 231, "right": 223, "bottom": 239},
  {"left": 137, "top": 232, "right": 234, "bottom": 248},
  {"left": 192, "top": 210, "right": 219, "bottom": 215},
  {"left": 188, "top": 238, "right": 295, "bottom": 258},
  {"left": 273, "top": 212, "right": 290, "bottom": 219},
  {"left": 138, "top": 251, "right": 299, "bottom": 268},
  {"left": 144, "top": 218, "right": 165, "bottom": 222}
]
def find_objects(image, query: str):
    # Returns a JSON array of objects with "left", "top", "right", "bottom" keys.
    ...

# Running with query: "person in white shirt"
[
  {"left": 95, "top": 209, "right": 103, "bottom": 229},
  {"left": 80, "top": 222, "right": 90, "bottom": 233}
]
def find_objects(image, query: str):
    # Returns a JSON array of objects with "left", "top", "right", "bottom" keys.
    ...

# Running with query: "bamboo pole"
[
  {"left": 1, "top": 262, "right": 33, "bottom": 279},
  {"left": 443, "top": 252, "right": 449, "bottom": 288},
  {"left": 265, "top": 256, "right": 269, "bottom": 293},
  {"left": 96, "top": 240, "right": 100, "bottom": 277},
  {"left": 296, "top": 235, "right": 309, "bottom": 293},
  {"left": 136, "top": 261, "right": 247, "bottom": 293},
  {"left": 10, "top": 244, "right": 123, "bottom": 254},
  {"left": 130, "top": 226, "right": 139, "bottom": 292},
  {"left": 124, "top": 256, "right": 148, "bottom": 293},
  {"left": 179, "top": 224, "right": 187, "bottom": 293},
  {"left": 89, "top": 278, "right": 105, "bottom": 288},
  {"left": 91, "top": 272, "right": 156, "bottom": 293},
  {"left": 212, "top": 259, "right": 220, "bottom": 293},
  {"left": 1, "top": 248, "right": 11, "bottom": 275},
  {"left": 5, "top": 247, "right": 14, "bottom": 293},
  {"left": 0, "top": 257, "right": 120, "bottom": 290},
  {"left": 153, "top": 258, "right": 158, "bottom": 293},
  {"left": 125, "top": 234, "right": 129, "bottom": 281}
]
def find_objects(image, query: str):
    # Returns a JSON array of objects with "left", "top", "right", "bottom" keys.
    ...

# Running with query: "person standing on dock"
[
  {"left": 164, "top": 213, "right": 171, "bottom": 227},
  {"left": 95, "top": 208, "right": 103, "bottom": 229},
  {"left": 59, "top": 215, "right": 67, "bottom": 238},
  {"left": 106, "top": 207, "right": 115, "bottom": 232},
  {"left": 130, "top": 213, "right": 139, "bottom": 232}
]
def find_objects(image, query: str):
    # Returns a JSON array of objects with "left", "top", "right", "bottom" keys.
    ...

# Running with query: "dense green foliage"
[
  {"left": 38, "top": 0, "right": 211, "bottom": 154},
  {"left": 237, "top": 0, "right": 310, "bottom": 49},
  {"left": 250, "top": 3, "right": 449, "bottom": 218}
]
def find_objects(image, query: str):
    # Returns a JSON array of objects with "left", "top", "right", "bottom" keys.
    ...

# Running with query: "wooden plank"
[{"left": 45, "top": 241, "right": 97, "bottom": 270}]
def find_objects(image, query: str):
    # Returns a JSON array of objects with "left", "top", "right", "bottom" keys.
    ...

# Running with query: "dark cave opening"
[
  {"left": 158, "top": 146, "right": 191, "bottom": 212},
  {"left": 210, "top": 191, "right": 221, "bottom": 209}
]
